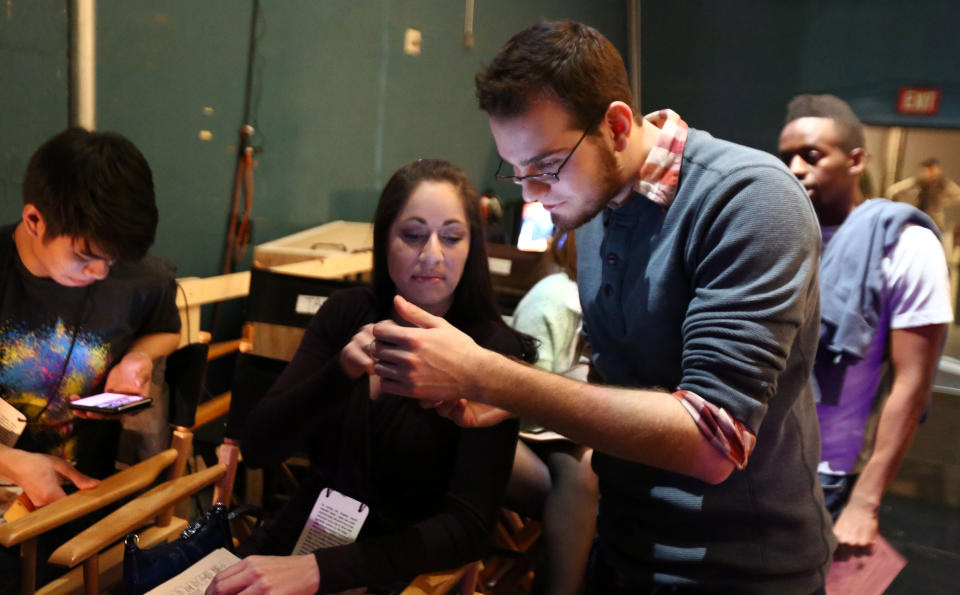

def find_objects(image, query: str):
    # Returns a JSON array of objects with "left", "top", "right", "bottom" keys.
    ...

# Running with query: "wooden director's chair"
[{"left": 0, "top": 339, "right": 212, "bottom": 595}]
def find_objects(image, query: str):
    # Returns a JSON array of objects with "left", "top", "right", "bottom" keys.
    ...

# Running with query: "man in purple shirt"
[{"left": 779, "top": 94, "right": 952, "bottom": 559}]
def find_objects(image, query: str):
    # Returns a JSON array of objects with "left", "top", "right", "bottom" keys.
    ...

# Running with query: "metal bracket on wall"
[
  {"left": 464, "top": 0, "right": 475, "bottom": 49},
  {"left": 883, "top": 127, "right": 907, "bottom": 195}
]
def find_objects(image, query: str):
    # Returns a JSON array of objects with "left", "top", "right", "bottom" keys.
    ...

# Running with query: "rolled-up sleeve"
[{"left": 678, "top": 165, "right": 820, "bottom": 434}]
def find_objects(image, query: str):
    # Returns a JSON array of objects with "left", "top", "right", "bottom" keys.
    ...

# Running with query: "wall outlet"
[{"left": 404, "top": 28, "right": 422, "bottom": 56}]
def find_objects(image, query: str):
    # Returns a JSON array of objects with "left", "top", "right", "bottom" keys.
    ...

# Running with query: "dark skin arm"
[{"left": 833, "top": 324, "right": 946, "bottom": 559}]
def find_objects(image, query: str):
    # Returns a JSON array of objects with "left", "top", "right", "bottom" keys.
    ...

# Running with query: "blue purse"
[{"left": 122, "top": 503, "right": 233, "bottom": 594}]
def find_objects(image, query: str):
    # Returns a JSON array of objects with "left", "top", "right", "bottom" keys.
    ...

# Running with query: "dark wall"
[
  {"left": 0, "top": 1, "right": 68, "bottom": 219},
  {"left": 0, "top": 1, "right": 627, "bottom": 278},
  {"left": 641, "top": 0, "right": 960, "bottom": 154},
  {"left": 9, "top": 1, "right": 954, "bottom": 278}
]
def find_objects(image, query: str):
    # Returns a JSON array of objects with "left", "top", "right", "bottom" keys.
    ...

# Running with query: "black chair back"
[
  {"left": 225, "top": 352, "right": 288, "bottom": 440},
  {"left": 166, "top": 342, "right": 210, "bottom": 428}
]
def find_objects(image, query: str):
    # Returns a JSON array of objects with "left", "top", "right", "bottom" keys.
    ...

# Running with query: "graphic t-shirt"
[{"left": 0, "top": 224, "right": 180, "bottom": 471}]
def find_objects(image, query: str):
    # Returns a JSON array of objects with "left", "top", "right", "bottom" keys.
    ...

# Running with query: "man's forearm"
[
  {"left": 127, "top": 332, "right": 181, "bottom": 360},
  {"left": 850, "top": 324, "right": 949, "bottom": 512},
  {"left": 847, "top": 381, "right": 928, "bottom": 512},
  {"left": 470, "top": 349, "right": 735, "bottom": 484}
]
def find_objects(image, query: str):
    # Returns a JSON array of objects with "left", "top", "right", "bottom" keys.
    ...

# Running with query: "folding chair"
[
  {"left": 0, "top": 341, "right": 209, "bottom": 595},
  {"left": 211, "top": 350, "right": 290, "bottom": 539},
  {"left": 479, "top": 510, "right": 543, "bottom": 594},
  {"left": 46, "top": 464, "right": 228, "bottom": 594}
]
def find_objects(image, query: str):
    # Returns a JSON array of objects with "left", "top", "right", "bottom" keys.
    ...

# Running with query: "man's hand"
[
  {"left": 433, "top": 398, "right": 516, "bottom": 428},
  {"left": 339, "top": 323, "right": 377, "bottom": 379},
  {"left": 0, "top": 447, "right": 98, "bottom": 507},
  {"left": 372, "top": 295, "right": 484, "bottom": 401},
  {"left": 71, "top": 350, "right": 155, "bottom": 420},
  {"left": 832, "top": 497, "right": 879, "bottom": 560},
  {"left": 205, "top": 554, "right": 320, "bottom": 595},
  {"left": 105, "top": 350, "right": 154, "bottom": 397}
]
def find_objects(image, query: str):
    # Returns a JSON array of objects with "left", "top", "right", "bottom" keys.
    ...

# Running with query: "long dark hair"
[{"left": 372, "top": 159, "right": 537, "bottom": 363}]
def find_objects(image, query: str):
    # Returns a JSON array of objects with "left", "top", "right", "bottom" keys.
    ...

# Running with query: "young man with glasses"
[{"left": 372, "top": 21, "right": 833, "bottom": 593}]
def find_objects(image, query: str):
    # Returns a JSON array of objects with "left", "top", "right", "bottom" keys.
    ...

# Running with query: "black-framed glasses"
[{"left": 494, "top": 126, "right": 593, "bottom": 186}]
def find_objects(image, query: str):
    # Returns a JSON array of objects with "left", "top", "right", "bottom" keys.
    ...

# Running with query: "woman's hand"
[
  {"left": 205, "top": 555, "right": 321, "bottom": 595},
  {"left": 339, "top": 323, "right": 377, "bottom": 379}
]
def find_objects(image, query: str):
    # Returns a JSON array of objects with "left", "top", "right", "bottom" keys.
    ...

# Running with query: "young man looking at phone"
[{"left": 0, "top": 128, "right": 181, "bottom": 512}]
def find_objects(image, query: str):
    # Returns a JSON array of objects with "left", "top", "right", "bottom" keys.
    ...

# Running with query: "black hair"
[
  {"left": 23, "top": 127, "right": 157, "bottom": 262},
  {"left": 784, "top": 94, "right": 865, "bottom": 152},
  {"left": 476, "top": 21, "right": 634, "bottom": 130},
  {"left": 372, "top": 159, "right": 537, "bottom": 363}
]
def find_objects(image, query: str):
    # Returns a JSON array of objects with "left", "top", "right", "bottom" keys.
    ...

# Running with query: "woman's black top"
[{"left": 239, "top": 287, "right": 522, "bottom": 593}]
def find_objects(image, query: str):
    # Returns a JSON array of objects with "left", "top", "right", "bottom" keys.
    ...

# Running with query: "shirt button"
[
  {"left": 606, "top": 252, "right": 619, "bottom": 266},
  {"left": 603, "top": 284, "right": 613, "bottom": 296}
]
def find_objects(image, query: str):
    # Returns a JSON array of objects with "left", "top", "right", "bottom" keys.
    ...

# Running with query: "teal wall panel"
[
  {"left": 94, "top": 0, "right": 627, "bottom": 277},
  {"left": 0, "top": 1, "right": 68, "bottom": 222},
  {"left": 97, "top": 3, "right": 251, "bottom": 276},
  {"left": 7, "top": 2, "right": 960, "bottom": 279},
  {"left": 2, "top": 2, "right": 626, "bottom": 277},
  {"left": 641, "top": 0, "right": 960, "bottom": 154}
]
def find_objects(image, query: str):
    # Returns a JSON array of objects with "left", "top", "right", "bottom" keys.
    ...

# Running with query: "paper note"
[
  {"left": 0, "top": 399, "right": 26, "bottom": 448},
  {"left": 145, "top": 547, "right": 241, "bottom": 595},
  {"left": 825, "top": 535, "right": 907, "bottom": 595},
  {"left": 292, "top": 488, "right": 369, "bottom": 555}
]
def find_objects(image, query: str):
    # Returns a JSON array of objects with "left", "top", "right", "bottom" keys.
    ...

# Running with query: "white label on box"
[
  {"left": 295, "top": 294, "right": 327, "bottom": 315},
  {"left": 488, "top": 256, "right": 512, "bottom": 276}
]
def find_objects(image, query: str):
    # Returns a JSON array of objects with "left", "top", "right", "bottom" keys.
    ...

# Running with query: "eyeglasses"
[{"left": 494, "top": 126, "right": 593, "bottom": 185}]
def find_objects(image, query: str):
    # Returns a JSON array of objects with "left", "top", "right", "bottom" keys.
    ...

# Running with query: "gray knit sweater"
[{"left": 578, "top": 128, "right": 834, "bottom": 592}]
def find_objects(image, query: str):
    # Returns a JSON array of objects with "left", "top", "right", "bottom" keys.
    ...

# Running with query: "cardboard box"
[
  {"left": 249, "top": 221, "right": 374, "bottom": 360},
  {"left": 253, "top": 220, "right": 373, "bottom": 269}
]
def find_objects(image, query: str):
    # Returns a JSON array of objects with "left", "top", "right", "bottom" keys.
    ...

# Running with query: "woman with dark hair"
[{"left": 207, "top": 159, "right": 536, "bottom": 595}]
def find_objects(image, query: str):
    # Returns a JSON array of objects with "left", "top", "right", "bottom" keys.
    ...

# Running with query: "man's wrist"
[
  {"left": 846, "top": 491, "right": 881, "bottom": 514},
  {"left": 466, "top": 347, "right": 502, "bottom": 405},
  {"left": 124, "top": 350, "right": 154, "bottom": 363}
]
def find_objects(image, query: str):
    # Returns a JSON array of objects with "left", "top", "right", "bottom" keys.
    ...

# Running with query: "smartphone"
[{"left": 69, "top": 392, "right": 152, "bottom": 415}]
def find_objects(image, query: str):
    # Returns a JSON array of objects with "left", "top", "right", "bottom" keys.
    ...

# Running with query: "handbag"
[{"left": 122, "top": 503, "right": 233, "bottom": 595}]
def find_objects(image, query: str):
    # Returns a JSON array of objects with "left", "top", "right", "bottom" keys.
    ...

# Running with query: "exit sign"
[{"left": 897, "top": 88, "right": 942, "bottom": 115}]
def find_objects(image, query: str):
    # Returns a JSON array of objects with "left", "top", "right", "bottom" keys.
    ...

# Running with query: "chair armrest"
[
  {"left": 48, "top": 463, "right": 226, "bottom": 569},
  {"left": 0, "top": 449, "right": 178, "bottom": 548},
  {"left": 192, "top": 392, "right": 232, "bottom": 430},
  {"left": 400, "top": 561, "right": 482, "bottom": 595},
  {"left": 208, "top": 339, "right": 244, "bottom": 360}
]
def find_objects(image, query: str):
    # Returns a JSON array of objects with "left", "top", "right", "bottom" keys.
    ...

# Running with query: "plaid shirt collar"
[{"left": 608, "top": 109, "right": 689, "bottom": 210}]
